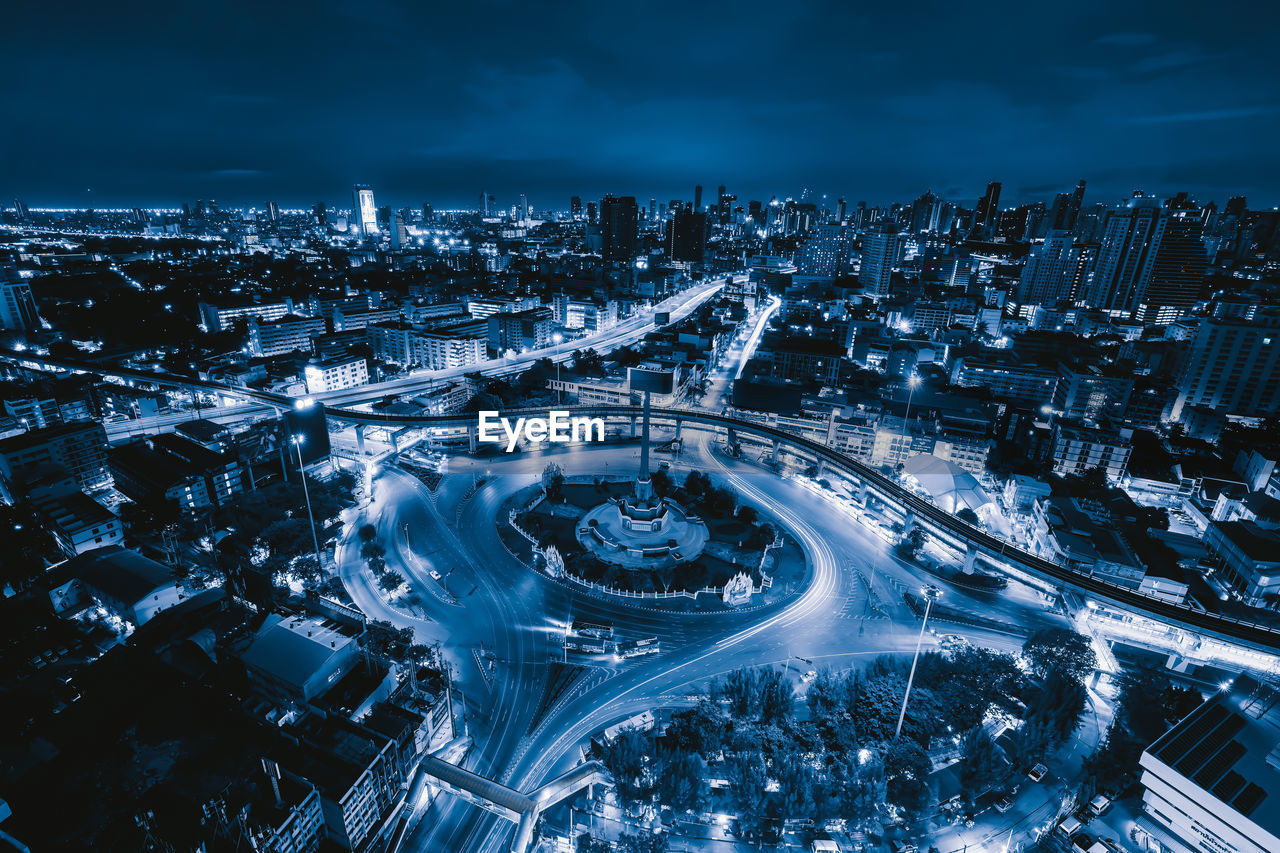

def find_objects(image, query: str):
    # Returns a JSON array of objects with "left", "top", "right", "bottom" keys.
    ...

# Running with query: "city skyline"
[{"left": 3, "top": 1, "right": 1279, "bottom": 208}]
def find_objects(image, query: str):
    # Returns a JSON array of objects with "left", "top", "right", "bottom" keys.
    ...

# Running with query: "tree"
[
  {"left": 665, "top": 701, "right": 728, "bottom": 757},
  {"left": 542, "top": 462, "right": 565, "bottom": 502},
  {"left": 956, "top": 507, "right": 980, "bottom": 525},
  {"left": 894, "top": 527, "right": 924, "bottom": 560},
  {"left": 603, "top": 728, "right": 650, "bottom": 802},
  {"left": 0, "top": 504, "right": 58, "bottom": 592},
  {"left": 727, "top": 751, "right": 770, "bottom": 837},
  {"left": 658, "top": 751, "right": 707, "bottom": 812},
  {"left": 884, "top": 738, "right": 932, "bottom": 817},
  {"left": 1021, "top": 627, "right": 1097, "bottom": 682},
  {"left": 378, "top": 569, "right": 404, "bottom": 592},
  {"left": 758, "top": 667, "right": 793, "bottom": 724},
  {"left": 362, "top": 620, "right": 415, "bottom": 660},
  {"left": 358, "top": 523, "right": 377, "bottom": 543},
  {"left": 736, "top": 504, "right": 759, "bottom": 525},
  {"left": 776, "top": 753, "right": 816, "bottom": 819},
  {"left": 650, "top": 467, "right": 673, "bottom": 497},
  {"left": 958, "top": 726, "right": 1004, "bottom": 797},
  {"left": 683, "top": 470, "right": 710, "bottom": 496}
]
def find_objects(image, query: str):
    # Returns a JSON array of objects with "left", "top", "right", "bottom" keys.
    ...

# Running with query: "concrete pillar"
[
  {"left": 816, "top": 459, "right": 826, "bottom": 479},
  {"left": 354, "top": 424, "right": 366, "bottom": 455},
  {"left": 902, "top": 510, "right": 916, "bottom": 533},
  {"left": 674, "top": 419, "right": 682, "bottom": 441},
  {"left": 771, "top": 440, "right": 780, "bottom": 465},
  {"left": 630, "top": 416, "right": 637, "bottom": 438},
  {"left": 467, "top": 424, "right": 477, "bottom": 453},
  {"left": 962, "top": 546, "right": 978, "bottom": 574},
  {"left": 856, "top": 480, "right": 868, "bottom": 504}
]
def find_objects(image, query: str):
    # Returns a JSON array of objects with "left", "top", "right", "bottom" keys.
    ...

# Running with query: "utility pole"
[
  {"left": 897, "top": 373, "right": 921, "bottom": 469},
  {"left": 292, "top": 434, "right": 324, "bottom": 572},
  {"left": 895, "top": 584, "right": 941, "bottom": 741}
]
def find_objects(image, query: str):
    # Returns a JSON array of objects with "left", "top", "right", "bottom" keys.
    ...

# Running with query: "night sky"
[{"left": 4, "top": 0, "right": 1278, "bottom": 210}]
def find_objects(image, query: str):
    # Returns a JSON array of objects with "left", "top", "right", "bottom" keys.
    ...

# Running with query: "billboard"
[
  {"left": 282, "top": 401, "right": 331, "bottom": 467},
  {"left": 628, "top": 367, "right": 674, "bottom": 395}
]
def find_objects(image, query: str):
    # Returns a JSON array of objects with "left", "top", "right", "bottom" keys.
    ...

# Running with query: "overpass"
[{"left": 7, "top": 347, "right": 1280, "bottom": 655}]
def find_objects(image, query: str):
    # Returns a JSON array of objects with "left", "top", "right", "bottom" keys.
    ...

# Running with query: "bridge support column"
[
  {"left": 630, "top": 416, "right": 637, "bottom": 438},
  {"left": 354, "top": 424, "right": 366, "bottom": 455},
  {"left": 855, "top": 480, "right": 868, "bottom": 505},
  {"left": 674, "top": 419, "right": 682, "bottom": 442},
  {"left": 902, "top": 511, "right": 916, "bottom": 534},
  {"left": 816, "top": 459, "right": 827, "bottom": 479},
  {"left": 962, "top": 546, "right": 978, "bottom": 574},
  {"left": 771, "top": 440, "right": 780, "bottom": 465},
  {"left": 468, "top": 424, "right": 477, "bottom": 453}
]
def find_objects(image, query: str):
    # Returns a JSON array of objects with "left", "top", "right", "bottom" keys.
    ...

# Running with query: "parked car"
[
  {"left": 994, "top": 797, "right": 1015, "bottom": 813},
  {"left": 1028, "top": 762, "right": 1048, "bottom": 782},
  {"left": 1089, "top": 794, "right": 1112, "bottom": 815}
]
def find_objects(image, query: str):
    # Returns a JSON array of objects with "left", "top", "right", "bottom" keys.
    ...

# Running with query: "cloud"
[
  {"left": 206, "top": 168, "right": 264, "bottom": 177},
  {"left": 1095, "top": 33, "right": 1159, "bottom": 47},
  {"left": 1124, "top": 105, "right": 1279, "bottom": 124}
]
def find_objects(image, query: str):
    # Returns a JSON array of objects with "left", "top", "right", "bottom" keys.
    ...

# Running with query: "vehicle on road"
[
  {"left": 994, "top": 796, "right": 1015, "bottom": 813},
  {"left": 428, "top": 569, "right": 442, "bottom": 582},
  {"left": 1028, "top": 762, "right": 1047, "bottom": 782},
  {"left": 1089, "top": 794, "right": 1112, "bottom": 815}
]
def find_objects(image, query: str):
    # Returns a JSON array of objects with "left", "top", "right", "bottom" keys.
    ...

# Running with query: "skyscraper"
[
  {"left": 599, "top": 195, "right": 639, "bottom": 262},
  {"left": 1138, "top": 212, "right": 1207, "bottom": 325},
  {"left": 796, "top": 222, "right": 849, "bottom": 277},
  {"left": 352, "top": 185, "right": 378, "bottom": 239},
  {"left": 1173, "top": 312, "right": 1280, "bottom": 420},
  {"left": 312, "top": 202, "right": 327, "bottom": 226},
  {"left": 694, "top": 185, "right": 703, "bottom": 211},
  {"left": 1018, "top": 233, "right": 1085, "bottom": 306},
  {"left": 648, "top": 198, "right": 656, "bottom": 223},
  {"left": 859, "top": 222, "right": 899, "bottom": 298},
  {"left": 570, "top": 196, "right": 582, "bottom": 218},
  {"left": 974, "top": 181, "right": 1001, "bottom": 235},
  {"left": 479, "top": 191, "right": 489, "bottom": 216},
  {"left": 667, "top": 210, "right": 707, "bottom": 264}
]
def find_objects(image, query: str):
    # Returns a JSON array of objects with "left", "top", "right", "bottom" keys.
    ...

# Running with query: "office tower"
[
  {"left": 1138, "top": 212, "right": 1207, "bottom": 324},
  {"left": 909, "top": 190, "right": 938, "bottom": 233},
  {"left": 859, "top": 222, "right": 899, "bottom": 298},
  {"left": 1018, "top": 233, "right": 1084, "bottom": 306},
  {"left": 694, "top": 185, "right": 703, "bottom": 211},
  {"left": 479, "top": 191, "right": 489, "bottom": 215},
  {"left": 1048, "top": 180, "right": 1087, "bottom": 231},
  {"left": 421, "top": 202, "right": 433, "bottom": 222},
  {"left": 12, "top": 199, "right": 30, "bottom": 221},
  {"left": 796, "top": 222, "right": 849, "bottom": 277},
  {"left": 586, "top": 201, "right": 598, "bottom": 224},
  {"left": 0, "top": 267, "right": 40, "bottom": 331},
  {"left": 974, "top": 181, "right": 1001, "bottom": 234},
  {"left": 1173, "top": 312, "right": 1280, "bottom": 420},
  {"left": 390, "top": 213, "right": 408, "bottom": 250},
  {"left": 836, "top": 198, "right": 847, "bottom": 223},
  {"left": 1087, "top": 199, "right": 1165, "bottom": 317},
  {"left": 648, "top": 198, "right": 656, "bottom": 223},
  {"left": 352, "top": 185, "right": 378, "bottom": 239},
  {"left": 782, "top": 201, "right": 817, "bottom": 235},
  {"left": 570, "top": 196, "right": 582, "bottom": 218},
  {"left": 519, "top": 194, "right": 528, "bottom": 220},
  {"left": 667, "top": 210, "right": 707, "bottom": 263},
  {"left": 599, "top": 195, "right": 639, "bottom": 262},
  {"left": 264, "top": 201, "right": 280, "bottom": 222},
  {"left": 747, "top": 200, "right": 762, "bottom": 224},
  {"left": 716, "top": 185, "right": 728, "bottom": 224},
  {"left": 1224, "top": 196, "right": 1247, "bottom": 218},
  {"left": 312, "top": 202, "right": 327, "bottom": 226},
  {"left": 658, "top": 203, "right": 666, "bottom": 221}
]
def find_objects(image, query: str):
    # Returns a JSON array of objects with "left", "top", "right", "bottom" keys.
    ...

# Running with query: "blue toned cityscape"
[{"left": 2, "top": 3, "right": 1280, "bottom": 853}]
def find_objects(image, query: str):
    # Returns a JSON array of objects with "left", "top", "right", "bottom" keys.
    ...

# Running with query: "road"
[{"left": 338, "top": 425, "right": 1069, "bottom": 852}]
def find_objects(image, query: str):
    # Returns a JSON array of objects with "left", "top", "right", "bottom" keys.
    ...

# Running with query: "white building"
[
  {"left": 1138, "top": 674, "right": 1280, "bottom": 853},
  {"left": 304, "top": 356, "right": 368, "bottom": 394}
]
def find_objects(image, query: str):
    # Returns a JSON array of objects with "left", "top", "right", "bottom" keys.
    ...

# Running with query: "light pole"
[
  {"left": 291, "top": 434, "right": 324, "bottom": 573},
  {"left": 552, "top": 331, "right": 564, "bottom": 404},
  {"left": 897, "top": 373, "right": 921, "bottom": 469},
  {"left": 895, "top": 584, "right": 941, "bottom": 741}
]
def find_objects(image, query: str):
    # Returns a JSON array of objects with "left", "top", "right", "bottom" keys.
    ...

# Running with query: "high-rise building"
[
  {"left": 1018, "top": 233, "right": 1085, "bottom": 306},
  {"left": 352, "top": 185, "right": 378, "bottom": 239},
  {"left": 648, "top": 198, "right": 656, "bottom": 223},
  {"left": 586, "top": 201, "right": 598, "bottom": 224},
  {"left": 479, "top": 191, "right": 489, "bottom": 216},
  {"left": 0, "top": 267, "right": 40, "bottom": 331},
  {"left": 796, "top": 222, "right": 849, "bottom": 277},
  {"left": 570, "top": 196, "right": 582, "bottom": 217},
  {"left": 264, "top": 201, "right": 280, "bottom": 222},
  {"left": 859, "top": 222, "right": 899, "bottom": 298},
  {"left": 974, "top": 181, "right": 1001, "bottom": 234},
  {"left": 1172, "top": 311, "right": 1280, "bottom": 420},
  {"left": 421, "top": 202, "right": 433, "bottom": 222},
  {"left": 1087, "top": 199, "right": 1166, "bottom": 317},
  {"left": 312, "top": 201, "right": 327, "bottom": 226},
  {"left": 391, "top": 213, "right": 408, "bottom": 250},
  {"left": 694, "top": 185, "right": 703, "bottom": 211},
  {"left": 599, "top": 195, "right": 639, "bottom": 262},
  {"left": 1048, "top": 180, "right": 1087, "bottom": 231},
  {"left": 1137, "top": 212, "right": 1207, "bottom": 325},
  {"left": 667, "top": 211, "right": 707, "bottom": 264}
]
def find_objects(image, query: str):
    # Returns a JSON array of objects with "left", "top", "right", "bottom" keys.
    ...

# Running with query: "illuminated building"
[{"left": 352, "top": 184, "right": 378, "bottom": 239}]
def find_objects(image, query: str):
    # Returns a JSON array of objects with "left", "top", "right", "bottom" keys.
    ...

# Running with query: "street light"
[
  {"left": 552, "top": 331, "right": 564, "bottom": 404},
  {"left": 897, "top": 373, "right": 921, "bottom": 469},
  {"left": 895, "top": 584, "right": 941, "bottom": 742},
  {"left": 291, "top": 434, "right": 324, "bottom": 573}
]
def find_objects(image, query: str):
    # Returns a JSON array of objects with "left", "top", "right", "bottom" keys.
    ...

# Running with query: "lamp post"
[
  {"left": 897, "top": 373, "right": 921, "bottom": 469},
  {"left": 895, "top": 584, "right": 941, "bottom": 741},
  {"left": 291, "top": 434, "right": 324, "bottom": 572},
  {"left": 552, "top": 331, "right": 564, "bottom": 404}
]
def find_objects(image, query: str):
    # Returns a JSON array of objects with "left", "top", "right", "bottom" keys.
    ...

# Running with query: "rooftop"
[{"left": 239, "top": 614, "right": 357, "bottom": 692}]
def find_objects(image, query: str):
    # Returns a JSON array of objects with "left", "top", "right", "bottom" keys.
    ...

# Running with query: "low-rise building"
[
  {"left": 239, "top": 613, "right": 361, "bottom": 704},
  {"left": 30, "top": 489, "right": 122, "bottom": 557},
  {"left": 248, "top": 314, "right": 326, "bottom": 357},
  {"left": 45, "top": 545, "right": 183, "bottom": 629},
  {"left": 304, "top": 355, "right": 368, "bottom": 394},
  {"left": 1138, "top": 673, "right": 1279, "bottom": 853},
  {"left": 1203, "top": 520, "right": 1280, "bottom": 607},
  {"left": 0, "top": 420, "right": 109, "bottom": 502},
  {"left": 1050, "top": 423, "right": 1132, "bottom": 482},
  {"left": 1031, "top": 496, "right": 1146, "bottom": 588},
  {"left": 109, "top": 432, "right": 247, "bottom": 512}
]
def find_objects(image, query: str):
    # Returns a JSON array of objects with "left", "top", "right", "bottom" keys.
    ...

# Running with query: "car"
[
  {"left": 429, "top": 570, "right": 443, "bottom": 582},
  {"left": 1028, "top": 762, "right": 1048, "bottom": 782},
  {"left": 802, "top": 669, "right": 818, "bottom": 683},
  {"left": 994, "top": 797, "right": 1015, "bottom": 813},
  {"left": 1089, "top": 794, "right": 1112, "bottom": 815}
]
